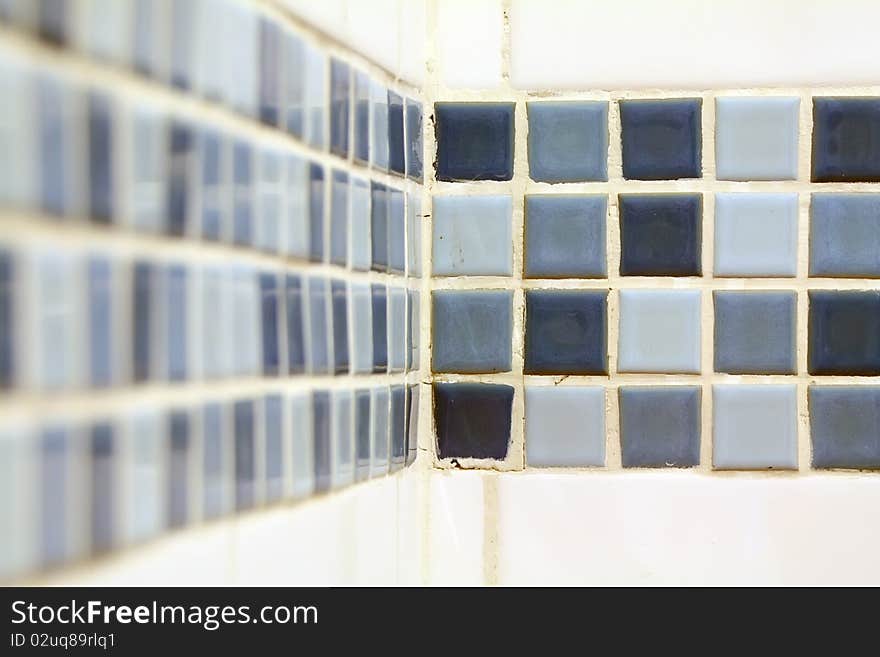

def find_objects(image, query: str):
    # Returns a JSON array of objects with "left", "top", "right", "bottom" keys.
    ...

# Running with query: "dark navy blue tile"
[
  {"left": 283, "top": 31, "right": 304, "bottom": 138},
  {"left": 371, "top": 182, "right": 389, "bottom": 272},
  {"left": 809, "top": 290, "right": 880, "bottom": 375},
  {"left": 38, "top": 76, "right": 67, "bottom": 217},
  {"left": 812, "top": 98, "right": 880, "bottom": 182},
  {"left": 527, "top": 101, "right": 608, "bottom": 182},
  {"left": 524, "top": 290, "right": 608, "bottom": 375},
  {"left": 355, "top": 389, "right": 371, "bottom": 481},
  {"left": 260, "top": 273, "right": 280, "bottom": 376},
  {"left": 40, "top": 427, "right": 68, "bottom": 565},
  {"left": 354, "top": 71, "right": 370, "bottom": 162},
  {"left": 132, "top": 261, "right": 153, "bottom": 383},
  {"left": 168, "top": 410, "right": 190, "bottom": 528},
  {"left": 810, "top": 386, "right": 880, "bottom": 469},
  {"left": 331, "top": 280, "right": 349, "bottom": 375},
  {"left": 434, "top": 382, "right": 513, "bottom": 460},
  {"left": 389, "top": 188, "right": 405, "bottom": 274},
  {"left": 38, "top": 0, "right": 67, "bottom": 45},
  {"left": 618, "top": 193, "right": 702, "bottom": 276},
  {"left": 167, "top": 121, "right": 192, "bottom": 237},
  {"left": 202, "top": 402, "right": 225, "bottom": 519},
  {"left": 264, "top": 394, "right": 283, "bottom": 502},
  {"left": 233, "top": 399, "right": 255, "bottom": 510},
  {"left": 330, "top": 170, "right": 348, "bottom": 266},
  {"left": 166, "top": 265, "right": 187, "bottom": 382},
  {"left": 524, "top": 194, "right": 607, "bottom": 278},
  {"left": 0, "top": 251, "right": 13, "bottom": 388},
  {"left": 90, "top": 422, "right": 114, "bottom": 553},
  {"left": 619, "top": 386, "right": 701, "bottom": 468},
  {"left": 405, "top": 98, "right": 423, "bottom": 181},
  {"left": 258, "top": 18, "right": 281, "bottom": 127},
  {"left": 285, "top": 274, "right": 305, "bottom": 374},
  {"left": 330, "top": 59, "right": 350, "bottom": 157},
  {"left": 432, "top": 290, "right": 512, "bottom": 374},
  {"left": 714, "top": 291, "right": 796, "bottom": 375},
  {"left": 88, "top": 256, "right": 112, "bottom": 388},
  {"left": 388, "top": 90, "right": 405, "bottom": 176},
  {"left": 406, "top": 384, "right": 419, "bottom": 466},
  {"left": 309, "top": 163, "right": 324, "bottom": 262},
  {"left": 811, "top": 194, "right": 880, "bottom": 277},
  {"left": 390, "top": 385, "right": 406, "bottom": 472},
  {"left": 620, "top": 99, "right": 702, "bottom": 180},
  {"left": 88, "top": 92, "right": 114, "bottom": 223},
  {"left": 435, "top": 102, "right": 515, "bottom": 182},
  {"left": 371, "top": 284, "right": 388, "bottom": 373},
  {"left": 313, "top": 390, "right": 331, "bottom": 493},
  {"left": 232, "top": 141, "right": 253, "bottom": 246},
  {"left": 200, "top": 129, "right": 224, "bottom": 240},
  {"left": 308, "top": 277, "right": 330, "bottom": 374}
]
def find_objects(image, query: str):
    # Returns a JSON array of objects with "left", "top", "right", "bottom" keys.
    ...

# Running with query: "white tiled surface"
[
  {"left": 435, "top": 0, "right": 504, "bottom": 89},
  {"left": 428, "top": 471, "right": 484, "bottom": 585},
  {"left": 509, "top": 0, "right": 880, "bottom": 89},
  {"left": 496, "top": 472, "right": 880, "bottom": 586}
]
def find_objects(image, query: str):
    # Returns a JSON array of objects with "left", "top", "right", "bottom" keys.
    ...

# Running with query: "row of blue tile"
[
  {"left": 435, "top": 382, "right": 880, "bottom": 470},
  {"left": 434, "top": 192, "right": 880, "bottom": 279},
  {"left": 0, "top": 49, "right": 423, "bottom": 275},
  {"left": 0, "top": 0, "right": 423, "bottom": 180},
  {"left": 0, "top": 384, "right": 420, "bottom": 579},
  {"left": 435, "top": 97, "right": 880, "bottom": 183},
  {"left": 0, "top": 247, "right": 420, "bottom": 391},
  {"left": 432, "top": 288, "right": 880, "bottom": 376}
]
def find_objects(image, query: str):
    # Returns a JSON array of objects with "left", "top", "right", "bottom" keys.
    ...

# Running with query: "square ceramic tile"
[
  {"left": 87, "top": 92, "right": 114, "bottom": 223},
  {"left": 405, "top": 98, "right": 423, "bottom": 181},
  {"left": 354, "top": 388, "right": 371, "bottom": 481},
  {"left": 525, "top": 386, "right": 605, "bottom": 467},
  {"left": 389, "top": 188, "right": 405, "bottom": 274},
  {"left": 370, "top": 386, "right": 389, "bottom": 477},
  {"left": 0, "top": 251, "right": 13, "bottom": 388},
  {"left": 432, "top": 290, "right": 512, "bottom": 373},
  {"left": 713, "top": 385, "right": 798, "bottom": 470},
  {"left": 282, "top": 29, "right": 305, "bottom": 137},
  {"left": 329, "top": 58, "right": 350, "bottom": 158},
  {"left": 165, "top": 265, "right": 188, "bottom": 382},
  {"left": 432, "top": 195, "right": 512, "bottom": 276},
  {"left": 304, "top": 43, "right": 326, "bottom": 150},
  {"left": 370, "top": 79, "right": 389, "bottom": 170},
  {"left": 812, "top": 98, "right": 880, "bottom": 182},
  {"left": 350, "top": 177, "right": 371, "bottom": 271},
  {"left": 809, "top": 291, "right": 880, "bottom": 375},
  {"left": 810, "top": 386, "right": 880, "bottom": 469},
  {"left": 290, "top": 393, "right": 314, "bottom": 499},
  {"left": 330, "top": 170, "right": 348, "bottom": 266},
  {"left": 264, "top": 394, "right": 284, "bottom": 501},
  {"left": 371, "top": 284, "right": 387, "bottom": 373},
  {"left": 619, "top": 386, "right": 701, "bottom": 468},
  {"left": 87, "top": 256, "right": 112, "bottom": 388},
  {"left": 524, "top": 194, "right": 606, "bottom": 278},
  {"left": 308, "top": 163, "right": 324, "bottom": 262},
  {"left": 619, "top": 99, "right": 702, "bottom": 180},
  {"left": 231, "top": 141, "right": 253, "bottom": 246},
  {"left": 371, "top": 182, "right": 388, "bottom": 272},
  {"left": 258, "top": 17, "right": 281, "bottom": 126},
  {"left": 256, "top": 150, "right": 282, "bottom": 253},
  {"left": 524, "top": 290, "right": 607, "bottom": 375},
  {"left": 331, "top": 390, "right": 353, "bottom": 488},
  {"left": 331, "top": 280, "right": 349, "bottom": 375},
  {"left": 306, "top": 277, "right": 330, "bottom": 375},
  {"left": 434, "top": 382, "right": 513, "bottom": 460},
  {"left": 388, "top": 287, "right": 407, "bottom": 373},
  {"left": 714, "top": 193, "right": 798, "bottom": 277},
  {"left": 388, "top": 91, "right": 405, "bottom": 176},
  {"left": 408, "top": 289, "right": 420, "bottom": 371},
  {"left": 810, "top": 194, "right": 880, "bottom": 277},
  {"left": 406, "top": 384, "right": 420, "bottom": 466},
  {"left": 199, "top": 129, "right": 225, "bottom": 241},
  {"left": 714, "top": 291, "right": 796, "bottom": 375},
  {"left": 284, "top": 274, "right": 305, "bottom": 375},
  {"left": 527, "top": 101, "right": 608, "bottom": 182},
  {"left": 618, "top": 290, "right": 701, "bottom": 373},
  {"left": 619, "top": 194, "right": 702, "bottom": 276},
  {"left": 349, "top": 283, "right": 372, "bottom": 375},
  {"left": 715, "top": 97, "right": 799, "bottom": 181},
  {"left": 406, "top": 192, "right": 422, "bottom": 277},
  {"left": 312, "top": 390, "right": 331, "bottom": 492},
  {"left": 390, "top": 385, "right": 406, "bottom": 470},
  {"left": 434, "top": 102, "right": 515, "bottom": 181},
  {"left": 353, "top": 70, "right": 369, "bottom": 162},
  {"left": 285, "top": 154, "right": 309, "bottom": 258},
  {"left": 232, "top": 399, "right": 255, "bottom": 510}
]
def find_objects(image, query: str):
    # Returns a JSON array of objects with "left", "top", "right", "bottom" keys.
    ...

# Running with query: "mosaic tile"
[
  {"left": 87, "top": 256, "right": 112, "bottom": 388},
  {"left": 371, "top": 79, "right": 389, "bottom": 170},
  {"left": 371, "top": 387, "right": 389, "bottom": 477},
  {"left": 0, "top": 251, "right": 13, "bottom": 388},
  {"left": 405, "top": 98, "right": 423, "bottom": 181},
  {"left": 371, "top": 284, "right": 388, "bottom": 373},
  {"left": 714, "top": 291, "right": 796, "bottom": 375},
  {"left": 810, "top": 386, "right": 880, "bottom": 469},
  {"left": 233, "top": 399, "right": 255, "bottom": 511},
  {"left": 715, "top": 97, "right": 799, "bottom": 181},
  {"left": 388, "top": 287, "right": 407, "bottom": 373},
  {"left": 168, "top": 410, "right": 190, "bottom": 527},
  {"left": 618, "top": 193, "right": 702, "bottom": 277},
  {"left": 285, "top": 274, "right": 306, "bottom": 375},
  {"left": 811, "top": 194, "right": 880, "bottom": 277},
  {"left": 290, "top": 393, "right": 314, "bottom": 499},
  {"left": 620, "top": 98, "right": 702, "bottom": 180},
  {"left": 330, "top": 170, "right": 349, "bottom": 267},
  {"left": 524, "top": 290, "right": 607, "bottom": 375},
  {"left": 283, "top": 29, "right": 305, "bottom": 138},
  {"left": 202, "top": 402, "right": 227, "bottom": 520},
  {"left": 713, "top": 385, "right": 798, "bottom": 470},
  {"left": 304, "top": 44, "right": 326, "bottom": 150},
  {"left": 330, "top": 59, "right": 350, "bottom": 158},
  {"left": 407, "top": 192, "right": 423, "bottom": 277},
  {"left": 809, "top": 291, "right": 880, "bottom": 375},
  {"left": 307, "top": 277, "right": 330, "bottom": 375},
  {"left": 524, "top": 194, "right": 606, "bottom": 278},
  {"left": 525, "top": 386, "right": 605, "bottom": 467},
  {"left": 714, "top": 193, "right": 798, "bottom": 277},
  {"left": 432, "top": 290, "right": 512, "bottom": 374},
  {"left": 309, "top": 163, "right": 324, "bottom": 262},
  {"left": 260, "top": 273, "right": 281, "bottom": 377},
  {"left": 388, "top": 90, "right": 405, "bottom": 176},
  {"left": 232, "top": 140, "right": 253, "bottom": 246},
  {"left": 371, "top": 182, "right": 389, "bottom": 272},
  {"left": 812, "top": 97, "right": 880, "bottom": 182},
  {"left": 527, "top": 101, "right": 608, "bottom": 182},
  {"left": 332, "top": 390, "right": 354, "bottom": 488},
  {"left": 286, "top": 154, "right": 309, "bottom": 258},
  {"left": 199, "top": 129, "right": 225, "bottom": 241},
  {"left": 619, "top": 386, "right": 701, "bottom": 468},
  {"left": 350, "top": 283, "right": 373, "bottom": 374},
  {"left": 432, "top": 195, "right": 512, "bottom": 276},
  {"left": 312, "top": 391, "right": 331, "bottom": 493},
  {"left": 354, "top": 71, "right": 370, "bottom": 163},
  {"left": 350, "top": 177, "right": 371, "bottom": 271},
  {"left": 390, "top": 385, "right": 406, "bottom": 472},
  {"left": 331, "top": 280, "right": 349, "bottom": 375},
  {"left": 87, "top": 92, "right": 114, "bottom": 223},
  {"left": 89, "top": 422, "right": 114, "bottom": 553},
  {"left": 618, "top": 290, "right": 701, "bottom": 373},
  {"left": 264, "top": 394, "right": 284, "bottom": 502},
  {"left": 434, "top": 382, "right": 514, "bottom": 460},
  {"left": 165, "top": 264, "right": 188, "bottom": 382},
  {"left": 355, "top": 389, "right": 372, "bottom": 482},
  {"left": 434, "top": 102, "right": 515, "bottom": 182},
  {"left": 389, "top": 188, "right": 406, "bottom": 274}
]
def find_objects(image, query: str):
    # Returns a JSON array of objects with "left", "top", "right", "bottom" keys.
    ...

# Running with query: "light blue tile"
[
  {"left": 432, "top": 195, "right": 512, "bottom": 276},
  {"left": 332, "top": 390, "right": 354, "bottom": 489},
  {"left": 285, "top": 154, "right": 309, "bottom": 258},
  {"left": 388, "top": 287, "right": 407, "bottom": 373},
  {"left": 370, "top": 79, "right": 389, "bottom": 170},
  {"left": 618, "top": 289, "right": 701, "bottom": 373},
  {"left": 256, "top": 150, "right": 282, "bottom": 253},
  {"left": 713, "top": 385, "right": 798, "bottom": 470},
  {"left": 525, "top": 386, "right": 605, "bottom": 467},
  {"left": 715, "top": 97, "right": 799, "bottom": 181},
  {"left": 714, "top": 193, "right": 798, "bottom": 277},
  {"left": 524, "top": 194, "right": 606, "bottom": 278},
  {"left": 350, "top": 177, "right": 371, "bottom": 271},
  {"left": 125, "top": 407, "right": 163, "bottom": 542},
  {"left": 264, "top": 394, "right": 284, "bottom": 502},
  {"left": 432, "top": 290, "right": 512, "bottom": 373},
  {"left": 76, "top": 0, "right": 131, "bottom": 65},
  {"left": 350, "top": 282, "right": 373, "bottom": 374},
  {"left": 0, "top": 425, "right": 35, "bottom": 578},
  {"left": 290, "top": 393, "right": 314, "bottom": 499},
  {"left": 200, "top": 266, "right": 233, "bottom": 379},
  {"left": 527, "top": 101, "right": 608, "bottom": 182},
  {"left": 371, "top": 387, "right": 389, "bottom": 478},
  {"left": 307, "top": 277, "right": 330, "bottom": 375},
  {"left": 283, "top": 29, "right": 305, "bottom": 138},
  {"left": 35, "top": 249, "right": 75, "bottom": 390},
  {"left": 224, "top": 1, "right": 257, "bottom": 117},
  {"left": 811, "top": 193, "right": 880, "bottom": 277},
  {"left": 0, "top": 49, "right": 35, "bottom": 208},
  {"left": 202, "top": 402, "right": 228, "bottom": 519},
  {"left": 131, "top": 107, "right": 166, "bottom": 234},
  {"left": 304, "top": 43, "right": 326, "bottom": 149},
  {"left": 389, "top": 188, "right": 406, "bottom": 274},
  {"left": 330, "top": 170, "right": 349, "bottom": 266}
]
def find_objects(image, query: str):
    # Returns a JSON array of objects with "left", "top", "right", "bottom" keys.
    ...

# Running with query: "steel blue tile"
[
  {"left": 330, "top": 170, "right": 349, "bottom": 266},
  {"left": 389, "top": 188, "right": 405, "bottom": 274},
  {"left": 331, "top": 280, "right": 349, "bottom": 375},
  {"left": 432, "top": 290, "right": 512, "bottom": 374},
  {"left": 0, "top": 251, "right": 12, "bottom": 388},
  {"left": 232, "top": 141, "right": 253, "bottom": 246},
  {"left": 434, "top": 382, "right": 513, "bottom": 460},
  {"left": 202, "top": 402, "right": 226, "bottom": 520},
  {"left": 388, "top": 90, "right": 405, "bottom": 175},
  {"left": 37, "top": 76, "right": 67, "bottom": 217},
  {"left": 168, "top": 410, "right": 190, "bottom": 528},
  {"left": 258, "top": 17, "right": 281, "bottom": 127},
  {"left": 407, "top": 288, "right": 420, "bottom": 371},
  {"left": 350, "top": 177, "right": 370, "bottom": 271},
  {"left": 371, "top": 284, "right": 388, "bottom": 373},
  {"left": 619, "top": 386, "right": 701, "bottom": 468},
  {"left": 40, "top": 426, "right": 68, "bottom": 566},
  {"left": 234, "top": 399, "right": 255, "bottom": 510},
  {"left": 527, "top": 101, "right": 608, "bottom": 182},
  {"left": 167, "top": 121, "right": 192, "bottom": 237},
  {"left": 313, "top": 390, "right": 331, "bottom": 492},
  {"left": 285, "top": 274, "right": 305, "bottom": 374},
  {"left": 87, "top": 92, "right": 114, "bottom": 223},
  {"left": 355, "top": 389, "right": 371, "bottom": 481},
  {"left": 200, "top": 129, "right": 225, "bottom": 241},
  {"left": 166, "top": 265, "right": 187, "bottom": 382},
  {"left": 812, "top": 97, "right": 880, "bottom": 182},
  {"left": 265, "top": 394, "right": 283, "bottom": 502},
  {"left": 405, "top": 98, "right": 423, "bottom": 181},
  {"left": 90, "top": 421, "right": 114, "bottom": 553},
  {"left": 38, "top": 0, "right": 67, "bottom": 45},
  {"left": 406, "top": 384, "right": 420, "bottom": 466},
  {"left": 524, "top": 194, "right": 607, "bottom": 278},
  {"left": 714, "top": 291, "right": 796, "bottom": 375},
  {"left": 371, "top": 182, "right": 389, "bottom": 272},
  {"left": 354, "top": 71, "right": 370, "bottom": 162},
  {"left": 435, "top": 102, "right": 515, "bottom": 182},
  {"left": 390, "top": 385, "right": 406, "bottom": 472},
  {"left": 132, "top": 261, "right": 153, "bottom": 383},
  {"left": 810, "top": 194, "right": 880, "bottom": 277},
  {"left": 810, "top": 386, "right": 880, "bottom": 469},
  {"left": 620, "top": 99, "right": 702, "bottom": 180},
  {"left": 332, "top": 390, "right": 353, "bottom": 488},
  {"left": 308, "top": 277, "right": 329, "bottom": 375},
  {"left": 309, "top": 163, "right": 324, "bottom": 262},
  {"left": 88, "top": 256, "right": 112, "bottom": 388},
  {"left": 260, "top": 272, "right": 280, "bottom": 376},
  {"left": 524, "top": 290, "right": 607, "bottom": 375},
  {"left": 330, "top": 58, "right": 350, "bottom": 157},
  {"left": 388, "top": 287, "right": 407, "bottom": 373}
]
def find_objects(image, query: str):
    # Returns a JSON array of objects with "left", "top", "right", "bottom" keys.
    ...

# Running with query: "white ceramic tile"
[
  {"left": 398, "top": 0, "right": 427, "bottom": 86},
  {"left": 428, "top": 471, "right": 484, "bottom": 585},
  {"left": 436, "top": 0, "right": 503, "bottom": 89},
  {"left": 346, "top": 0, "right": 401, "bottom": 79},
  {"left": 396, "top": 467, "right": 425, "bottom": 585}
]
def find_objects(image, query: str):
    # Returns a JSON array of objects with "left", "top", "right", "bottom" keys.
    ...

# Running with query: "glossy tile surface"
[
  {"left": 525, "top": 386, "right": 605, "bottom": 467},
  {"left": 619, "top": 386, "right": 701, "bottom": 468},
  {"left": 714, "top": 291, "right": 796, "bottom": 374},
  {"left": 434, "top": 382, "right": 514, "bottom": 460},
  {"left": 620, "top": 99, "right": 702, "bottom": 180},
  {"left": 432, "top": 195, "right": 512, "bottom": 276},
  {"left": 809, "top": 291, "right": 880, "bottom": 375},
  {"left": 810, "top": 386, "right": 880, "bottom": 469},
  {"left": 715, "top": 97, "right": 799, "bottom": 181},
  {"left": 618, "top": 290, "right": 701, "bottom": 373},
  {"left": 527, "top": 101, "right": 608, "bottom": 182},
  {"left": 812, "top": 97, "right": 880, "bottom": 182},
  {"left": 619, "top": 194, "right": 702, "bottom": 276},
  {"left": 524, "top": 195, "right": 606, "bottom": 278},
  {"left": 714, "top": 193, "right": 798, "bottom": 277},
  {"left": 434, "top": 102, "right": 515, "bottom": 181},
  {"left": 432, "top": 290, "right": 512, "bottom": 373},
  {"left": 810, "top": 194, "right": 880, "bottom": 277}
]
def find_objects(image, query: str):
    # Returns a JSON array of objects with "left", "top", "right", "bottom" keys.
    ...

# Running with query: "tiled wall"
[{"left": 0, "top": 0, "right": 426, "bottom": 581}]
